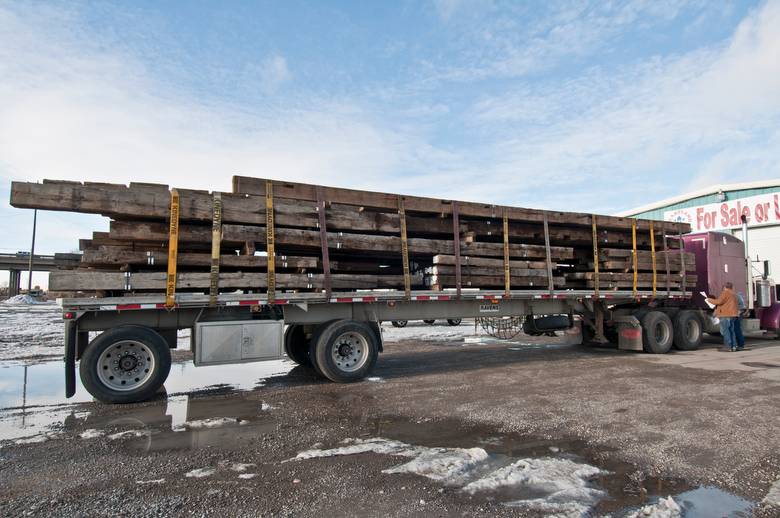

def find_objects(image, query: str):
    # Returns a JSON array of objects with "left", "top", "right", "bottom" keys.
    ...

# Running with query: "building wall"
[{"left": 626, "top": 185, "right": 780, "bottom": 282}]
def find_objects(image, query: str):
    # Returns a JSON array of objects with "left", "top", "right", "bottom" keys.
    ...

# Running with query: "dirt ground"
[{"left": 1, "top": 328, "right": 780, "bottom": 517}]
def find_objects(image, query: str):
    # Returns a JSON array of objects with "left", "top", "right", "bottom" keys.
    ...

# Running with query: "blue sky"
[{"left": 1, "top": 0, "right": 779, "bottom": 278}]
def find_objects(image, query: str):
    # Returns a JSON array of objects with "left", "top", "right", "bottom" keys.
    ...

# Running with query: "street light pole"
[{"left": 27, "top": 209, "right": 37, "bottom": 292}]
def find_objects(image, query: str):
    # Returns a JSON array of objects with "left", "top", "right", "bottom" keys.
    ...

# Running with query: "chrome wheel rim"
[
  {"left": 97, "top": 340, "right": 156, "bottom": 391},
  {"left": 331, "top": 332, "right": 369, "bottom": 372}
]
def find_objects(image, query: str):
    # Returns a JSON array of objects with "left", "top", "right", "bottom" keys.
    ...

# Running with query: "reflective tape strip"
[{"left": 165, "top": 189, "right": 180, "bottom": 308}]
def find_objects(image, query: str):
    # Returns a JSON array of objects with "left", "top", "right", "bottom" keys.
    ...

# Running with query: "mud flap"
[
  {"left": 64, "top": 319, "right": 77, "bottom": 398},
  {"left": 613, "top": 316, "right": 643, "bottom": 351}
]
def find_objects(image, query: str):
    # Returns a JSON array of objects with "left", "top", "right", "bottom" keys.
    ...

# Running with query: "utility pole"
[{"left": 27, "top": 209, "right": 37, "bottom": 292}]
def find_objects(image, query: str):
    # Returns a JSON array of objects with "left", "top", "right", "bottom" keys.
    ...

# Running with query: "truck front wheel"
[
  {"left": 79, "top": 326, "right": 172, "bottom": 404},
  {"left": 641, "top": 311, "right": 674, "bottom": 354},
  {"left": 310, "top": 320, "right": 379, "bottom": 383}
]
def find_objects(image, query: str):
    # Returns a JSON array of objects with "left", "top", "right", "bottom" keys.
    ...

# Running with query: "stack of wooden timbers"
[{"left": 9, "top": 177, "right": 696, "bottom": 299}]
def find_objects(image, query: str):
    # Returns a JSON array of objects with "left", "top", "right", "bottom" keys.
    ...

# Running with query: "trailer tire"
[
  {"left": 79, "top": 326, "right": 171, "bottom": 404},
  {"left": 311, "top": 320, "right": 379, "bottom": 383},
  {"left": 641, "top": 311, "right": 673, "bottom": 354},
  {"left": 284, "top": 325, "right": 311, "bottom": 366},
  {"left": 673, "top": 311, "right": 702, "bottom": 351},
  {"left": 447, "top": 319, "right": 462, "bottom": 326},
  {"left": 391, "top": 320, "right": 408, "bottom": 328},
  {"left": 423, "top": 320, "right": 436, "bottom": 325}
]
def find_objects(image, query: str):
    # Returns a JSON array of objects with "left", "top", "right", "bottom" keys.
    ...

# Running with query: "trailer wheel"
[
  {"left": 673, "top": 311, "right": 702, "bottom": 351},
  {"left": 284, "top": 325, "right": 311, "bottom": 366},
  {"left": 391, "top": 320, "right": 408, "bottom": 328},
  {"left": 311, "top": 320, "right": 379, "bottom": 383},
  {"left": 447, "top": 318, "right": 462, "bottom": 326},
  {"left": 640, "top": 311, "right": 673, "bottom": 354},
  {"left": 423, "top": 320, "right": 436, "bottom": 325},
  {"left": 80, "top": 326, "right": 171, "bottom": 404}
]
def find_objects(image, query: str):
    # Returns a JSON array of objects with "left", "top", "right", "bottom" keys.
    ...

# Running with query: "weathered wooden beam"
[
  {"left": 232, "top": 175, "right": 688, "bottom": 233},
  {"left": 49, "top": 271, "right": 423, "bottom": 291}
]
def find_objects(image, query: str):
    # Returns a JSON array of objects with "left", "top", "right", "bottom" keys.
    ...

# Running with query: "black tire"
[
  {"left": 446, "top": 319, "right": 462, "bottom": 326},
  {"left": 79, "top": 326, "right": 171, "bottom": 404},
  {"left": 423, "top": 319, "right": 436, "bottom": 325},
  {"left": 308, "top": 320, "right": 338, "bottom": 378},
  {"left": 391, "top": 320, "right": 408, "bottom": 328},
  {"left": 311, "top": 320, "right": 379, "bottom": 383},
  {"left": 640, "top": 311, "right": 674, "bottom": 354},
  {"left": 284, "top": 325, "right": 311, "bottom": 366},
  {"left": 673, "top": 311, "right": 703, "bottom": 351}
]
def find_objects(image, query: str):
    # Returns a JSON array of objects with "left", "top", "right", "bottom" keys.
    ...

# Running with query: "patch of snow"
[
  {"left": 185, "top": 467, "right": 216, "bottom": 478},
  {"left": 383, "top": 446, "right": 489, "bottom": 485},
  {"left": 179, "top": 417, "right": 243, "bottom": 429},
  {"left": 260, "top": 402, "right": 275, "bottom": 411},
  {"left": 238, "top": 473, "right": 257, "bottom": 480},
  {"left": 79, "top": 429, "right": 105, "bottom": 439},
  {"left": 222, "top": 461, "right": 255, "bottom": 472},
  {"left": 381, "top": 321, "right": 481, "bottom": 343},
  {"left": 366, "top": 377, "right": 383, "bottom": 382},
  {"left": 1, "top": 295, "right": 52, "bottom": 305},
  {"left": 13, "top": 434, "right": 49, "bottom": 445},
  {"left": 764, "top": 478, "right": 780, "bottom": 507},
  {"left": 292, "top": 437, "right": 606, "bottom": 514},
  {"left": 464, "top": 458, "right": 605, "bottom": 516},
  {"left": 107, "top": 430, "right": 148, "bottom": 440},
  {"left": 136, "top": 479, "right": 166, "bottom": 485},
  {"left": 626, "top": 496, "right": 682, "bottom": 518}
]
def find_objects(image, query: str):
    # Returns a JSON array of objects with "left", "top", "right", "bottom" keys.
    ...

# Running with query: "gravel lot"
[{"left": 1, "top": 316, "right": 780, "bottom": 516}]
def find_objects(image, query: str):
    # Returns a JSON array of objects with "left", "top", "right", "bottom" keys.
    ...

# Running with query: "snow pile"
[
  {"left": 136, "top": 479, "right": 165, "bottom": 485},
  {"left": 292, "top": 437, "right": 605, "bottom": 513},
  {"left": 626, "top": 496, "right": 681, "bottom": 518},
  {"left": 1, "top": 294, "right": 51, "bottom": 305}
]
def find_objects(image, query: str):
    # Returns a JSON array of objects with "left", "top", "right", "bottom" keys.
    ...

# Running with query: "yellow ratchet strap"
[
  {"left": 632, "top": 219, "right": 638, "bottom": 297},
  {"left": 503, "top": 209, "right": 510, "bottom": 297},
  {"left": 398, "top": 196, "right": 411, "bottom": 300},
  {"left": 209, "top": 192, "right": 223, "bottom": 306},
  {"left": 591, "top": 214, "right": 599, "bottom": 297},
  {"left": 650, "top": 221, "right": 657, "bottom": 297},
  {"left": 165, "top": 189, "right": 180, "bottom": 308}
]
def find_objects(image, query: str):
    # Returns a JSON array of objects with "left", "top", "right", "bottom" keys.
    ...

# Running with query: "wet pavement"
[{"left": 1, "top": 309, "right": 779, "bottom": 516}]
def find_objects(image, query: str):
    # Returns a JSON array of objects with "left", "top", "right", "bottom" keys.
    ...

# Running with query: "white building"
[{"left": 616, "top": 180, "right": 780, "bottom": 278}]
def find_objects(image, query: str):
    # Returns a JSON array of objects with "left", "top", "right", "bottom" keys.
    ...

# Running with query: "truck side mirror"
[{"left": 764, "top": 260, "right": 771, "bottom": 279}]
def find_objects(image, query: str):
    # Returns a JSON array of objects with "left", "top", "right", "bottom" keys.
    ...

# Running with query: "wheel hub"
[
  {"left": 330, "top": 332, "right": 369, "bottom": 373},
  {"left": 97, "top": 340, "right": 156, "bottom": 392},
  {"left": 337, "top": 343, "right": 353, "bottom": 357}
]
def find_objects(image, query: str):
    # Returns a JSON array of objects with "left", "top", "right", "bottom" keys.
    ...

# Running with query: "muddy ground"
[{"left": 1, "top": 321, "right": 780, "bottom": 517}]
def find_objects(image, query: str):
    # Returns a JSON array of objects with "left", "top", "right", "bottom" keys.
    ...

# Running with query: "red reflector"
[
  {"left": 63, "top": 312, "right": 76, "bottom": 320},
  {"left": 489, "top": 298, "right": 500, "bottom": 304},
  {"left": 620, "top": 328, "right": 642, "bottom": 339}
]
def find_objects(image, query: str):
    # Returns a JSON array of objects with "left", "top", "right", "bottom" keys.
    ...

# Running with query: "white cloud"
[{"left": 252, "top": 54, "right": 292, "bottom": 94}]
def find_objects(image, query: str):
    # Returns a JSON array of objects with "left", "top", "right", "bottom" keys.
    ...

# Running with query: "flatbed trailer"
[{"left": 61, "top": 285, "right": 700, "bottom": 403}]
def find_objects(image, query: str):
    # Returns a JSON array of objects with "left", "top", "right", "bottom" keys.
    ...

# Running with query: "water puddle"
[{"left": 0, "top": 358, "right": 295, "bottom": 442}]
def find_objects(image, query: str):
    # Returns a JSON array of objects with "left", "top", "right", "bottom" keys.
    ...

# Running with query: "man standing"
[{"left": 706, "top": 282, "right": 739, "bottom": 352}]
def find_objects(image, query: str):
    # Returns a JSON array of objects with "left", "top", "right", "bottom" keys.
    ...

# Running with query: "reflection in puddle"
[{"left": 0, "top": 358, "right": 294, "bottom": 442}]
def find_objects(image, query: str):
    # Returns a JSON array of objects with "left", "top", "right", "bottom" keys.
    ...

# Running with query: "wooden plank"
[
  {"left": 231, "top": 176, "right": 688, "bottom": 233},
  {"left": 430, "top": 265, "right": 550, "bottom": 278},
  {"left": 80, "top": 248, "right": 318, "bottom": 269},
  {"left": 49, "top": 271, "right": 423, "bottom": 291},
  {"left": 429, "top": 274, "right": 565, "bottom": 288},
  {"left": 108, "top": 221, "right": 576, "bottom": 259},
  {"left": 432, "top": 255, "right": 551, "bottom": 269}
]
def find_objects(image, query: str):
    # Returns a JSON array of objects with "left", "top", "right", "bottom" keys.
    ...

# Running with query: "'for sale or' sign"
[{"left": 665, "top": 192, "right": 780, "bottom": 232}]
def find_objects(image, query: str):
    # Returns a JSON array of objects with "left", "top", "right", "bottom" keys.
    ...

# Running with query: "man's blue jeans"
[
  {"left": 734, "top": 317, "right": 745, "bottom": 348},
  {"left": 719, "top": 317, "right": 737, "bottom": 349}
]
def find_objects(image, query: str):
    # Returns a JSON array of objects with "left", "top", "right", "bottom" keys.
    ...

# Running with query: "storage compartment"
[{"left": 194, "top": 320, "right": 284, "bottom": 366}]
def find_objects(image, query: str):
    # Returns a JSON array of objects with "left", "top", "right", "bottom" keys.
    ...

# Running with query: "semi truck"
[{"left": 56, "top": 222, "right": 779, "bottom": 404}]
